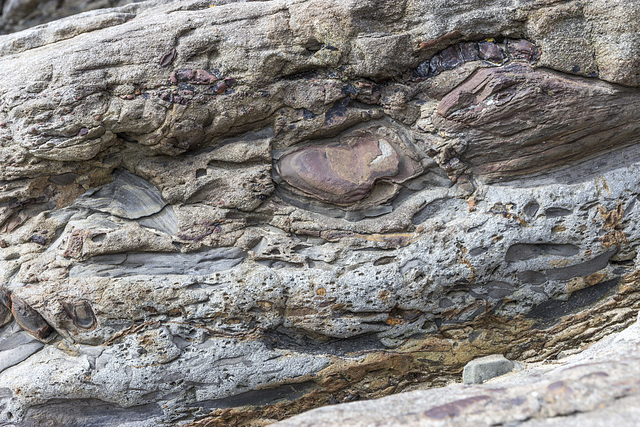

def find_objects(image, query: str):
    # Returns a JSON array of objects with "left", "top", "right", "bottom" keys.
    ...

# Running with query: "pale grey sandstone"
[
  {"left": 0, "top": 0, "right": 638, "bottom": 425},
  {"left": 462, "top": 354, "right": 517, "bottom": 385}
]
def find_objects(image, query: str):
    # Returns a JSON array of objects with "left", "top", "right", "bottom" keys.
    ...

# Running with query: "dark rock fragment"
[
  {"left": 458, "top": 42, "right": 479, "bottom": 62},
  {"left": 49, "top": 173, "right": 79, "bottom": 186},
  {"left": 415, "top": 60, "right": 430, "bottom": 77},
  {"left": 478, "top": 41, "right": 504, "bottom": 63},
  {"left": 30, "top": 235, "right": 46, "bottom": 245},
  {"left": 438, "top": 45, "right": 465, "bottom": 70},
  {"left": 73, "top": 169, "right": 168, "bottom": 220},
  {"left": 0, "top": 286, "right": 11, "bottom": 309},
  {"left": 159, "top": 91, "right": 189, "bottom": 105},
  {"left": 62, "top": 301, "right": 97, "bottom": 329},
  {"left": 9, "top": 294, "right": 55, "bottom": 342},
  {"left": 159, "top": 48, "right": 177, "bottom": 68},
  {"left": 0, "top": 303, "right": 11, "bottom": 327},
  {"left": 507, "top": 39, "right": 539, "bottom": 62},
  {"left": 324, "top": 98, "right": 350, "bottom": 127},
  {"left": 211, "top": 81, "right": 227, "bottom": 95},
  {"left": 434, "top": 63, "right": 640, "bottom": 180},
  {"left": 170, "top": 69, "right": 217, "bottom": 85}
]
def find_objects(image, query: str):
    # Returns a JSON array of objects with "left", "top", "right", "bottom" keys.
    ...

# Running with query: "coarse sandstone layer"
[{"left": 0, "top": 0, "right": 639, "bottom": 425}]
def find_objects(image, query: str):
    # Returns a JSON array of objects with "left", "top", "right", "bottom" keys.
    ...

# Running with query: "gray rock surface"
[
  {"left": 462, "top": 354, "right": 517, "bottom": 385},
  {"left": 0, "top": 0, "right": 162, "bottom": 35},
  {"left": 276, "top": 312, "right": 640, "bottom": 426},
  {"left": 0, "top": 0, "right": 639, "bottom": 425}
]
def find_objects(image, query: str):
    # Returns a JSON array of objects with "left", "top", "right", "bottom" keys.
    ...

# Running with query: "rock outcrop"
[
  {"left": 0, "top": 0, "right": 150, "bottom": 35},
  {"left": 0, "top": 0, "right": 639, "bottom": 425},
  {"left": 276, "top": 312, "right": 640, "bottom": 427}
]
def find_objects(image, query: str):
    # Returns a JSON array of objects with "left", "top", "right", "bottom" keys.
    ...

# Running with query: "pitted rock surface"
[{"left": 0, "top": 0, "right": 640, "bottom": 425}]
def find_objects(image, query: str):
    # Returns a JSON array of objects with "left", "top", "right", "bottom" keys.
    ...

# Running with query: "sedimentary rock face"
[
  {"left": 433, "top": 63, "right": 640, "bottom": 180},
  {"left": 0, "top": 0, "right": 639, "bottom": 426}
]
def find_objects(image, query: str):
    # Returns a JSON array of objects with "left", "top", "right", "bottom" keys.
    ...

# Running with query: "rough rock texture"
[
  {"left": 0, "top": 0, "right": 154, "bottom": 35},
  {"left": 462, "top": 354, "right": 518, "bottom": 385},
  {"left": 275, "top": 312, "right": 640, "bottom": 426},
  {"left": 0, "top": 0, "right": 639, "bottom": 425}
]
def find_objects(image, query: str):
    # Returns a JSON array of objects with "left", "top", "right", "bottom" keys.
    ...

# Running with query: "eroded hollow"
[{"left": 505, "top": 243, "right": 580, "bottom": 262}]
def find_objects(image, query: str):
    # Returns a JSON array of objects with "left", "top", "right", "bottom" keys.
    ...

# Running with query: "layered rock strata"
[
  {"left": 276, "top": 313, "right": 640, "bottom": 427},
  {"left": 0, "top": 0, "right": 163, "bottom": 35},
  {"left": 0, "top": 0, "right": 639, "bottom": 425}
]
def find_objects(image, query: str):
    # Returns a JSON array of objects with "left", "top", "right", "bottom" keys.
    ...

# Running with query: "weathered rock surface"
[
  {"left": 0, "top": 0, "right": 639, "bottom": 425},
  {"left": 0, "top": 0, "right": 153, "bottom": 35},
  {"left": 276, "top": 312, "right": 640, "bottom": 426},
  {"left": 462, "top": 353, "right": 518, "bottom": 385}
]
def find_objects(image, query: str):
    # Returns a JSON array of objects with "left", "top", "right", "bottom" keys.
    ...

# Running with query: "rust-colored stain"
[
  {"left": 468, "top": 197, "right": 477, "bottom": 212},
  {"left": 457, "top": 250, "right": 476, "bottom": 283},
  {"left": 598, "top": 201, "right": 627, "bottom": 248}
]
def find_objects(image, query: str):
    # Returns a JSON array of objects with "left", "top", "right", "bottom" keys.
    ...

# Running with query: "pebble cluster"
[{"left": 416, "top": 38, "right": 540, "bottom": 78}]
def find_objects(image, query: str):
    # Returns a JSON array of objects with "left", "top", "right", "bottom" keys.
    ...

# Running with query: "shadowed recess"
[
  {"left": 69, "top": 248, "right": 246, "bottom": 278},
  {"left": 505, "top": 243, "right": 580, "bottom": 262},
  {"left": 22, "top": 399, "right": 162, "bottom": 427},
  {"left": 188, "top": 381, "right": 317, "bottom": 412},
  {"left": 526, "top": 277, "right": 620, "bottom": 326}
]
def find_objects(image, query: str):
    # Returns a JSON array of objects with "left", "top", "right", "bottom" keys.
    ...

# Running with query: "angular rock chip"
[
  {"left": 9, "top": 294, "right": 55, "bottom": 342},
  {"left": 276, "top": 127, "right": 420, "bottom": 205},
  {"left": 478, "top": 41, "right": 504, "bottom": 63},
  {"left": 74, "top": 170, "right": 167, "bottom": 220},
  {"left": 507, "top": 39, "right": 539, "bottom": 62},
  {"left": 458, "top": 42, "right": 479, "bottom": 62},
  {"left": 462, "top": 354, "right": 517, "bottom": 384},
  {"left": 159, "top": 48, "right": 177, "bottom": 68},
  {"left": 438, "top": 45, "right": 465, "bottom": 70}
]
